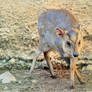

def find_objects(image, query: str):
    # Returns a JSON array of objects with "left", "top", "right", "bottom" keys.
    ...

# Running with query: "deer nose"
[{"left": 73, "top": 52, "right": 78, "bottom": 57}]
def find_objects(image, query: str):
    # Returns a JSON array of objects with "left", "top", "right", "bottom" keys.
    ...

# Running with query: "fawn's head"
[{"left": 56, "top": 25, "right": 82, "bottom": 58}]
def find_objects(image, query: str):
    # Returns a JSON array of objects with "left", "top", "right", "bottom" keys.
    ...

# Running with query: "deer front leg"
[
  {"left": 29, "top": 49, "right": 41, "bottom": 77},
  {"left": 74, "top": 58, "right": 85, "bottom": 84},
  {"left": 73, "top": 58, "right": 84, "bottom": 85},
  {"left": 70, "top": 58, "right": 75, "bottom": 88}
]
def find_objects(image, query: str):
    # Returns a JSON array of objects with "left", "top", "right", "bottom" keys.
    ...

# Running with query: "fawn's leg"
[
  {"left": 44, "top": 51, "right": 55, "bottom": 77},
  {"left": 70, "top": 57, "right": 84, "bottom": 88},
  {"left": 70, "top": 58, "right": 75, "bottom": 88},
  {"left": 74, "top": 58, "right": 84, "bottom": 84},
  {"left": 29, "top": 49, "right": 41, "bottom": 76}
]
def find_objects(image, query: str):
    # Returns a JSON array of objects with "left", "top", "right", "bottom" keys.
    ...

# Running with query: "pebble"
[
  {"left": 82, "top": 65, "right": 92, "bottom": 71},
  {"left": 19, "top": 60, "right": 25, "bottom": 67},
  {"left": 4, "top": 86, "right": 8, "bottom": 90},
  {"left": 77, "top": 60, "right": 92, "bottom": 65},
  {"left": 0, "top": 71, "right": 16, "bottom": 83},
  {"left": 18, "top": 81, "right": 22, "bottom": 84},
  {"left": 86, "top": 65, "right": 92, "bottom": 71},
  {"left": 2, "top": 59, "right": 7, "bottom": 63},
  {"left": 31, "top": 79, "right": 37, "bottom": 84},
  {"left": 82, "top": 66, "right": 86, "bottom": 71},
  {"left": 8, "top": 58, "right": 16, "bottom": 64}
]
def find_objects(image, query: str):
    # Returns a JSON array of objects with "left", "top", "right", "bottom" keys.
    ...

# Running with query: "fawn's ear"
[{"left": 56, "top": 28, "right": 67, "bottom": 37}]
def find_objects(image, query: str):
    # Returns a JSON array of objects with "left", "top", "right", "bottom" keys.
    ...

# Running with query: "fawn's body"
[{"left": 29, "top": 9, "right": 84, "bottom": 88}]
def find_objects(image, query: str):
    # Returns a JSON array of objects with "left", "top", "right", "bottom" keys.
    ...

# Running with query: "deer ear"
[{"left": 56, "top": 28, "right": 67, "bottom": 37}]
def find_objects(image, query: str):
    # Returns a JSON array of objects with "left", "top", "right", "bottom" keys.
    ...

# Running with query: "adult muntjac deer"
[{"left": 29, "top": 9, "right": 84, "bottom": 88}]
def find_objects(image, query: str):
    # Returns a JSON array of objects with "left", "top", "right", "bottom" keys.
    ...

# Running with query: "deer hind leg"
[
  {"left": 29, "top": 48, "right": 41, "bottom": 77},
  {"left": 44, "top": 51, "right": 55, "bottom": 78}
]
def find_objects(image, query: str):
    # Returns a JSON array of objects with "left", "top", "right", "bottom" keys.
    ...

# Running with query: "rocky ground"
[{"left": 0, "top": 0, "right": 92, "bottom": 92}]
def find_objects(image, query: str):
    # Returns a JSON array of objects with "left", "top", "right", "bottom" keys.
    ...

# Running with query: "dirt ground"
[
  {"left": 0, "top": 0, "right": 92, "bottom": 92},
  {"left": 0, "top": 68, "right": 92, "bottom": 92}
]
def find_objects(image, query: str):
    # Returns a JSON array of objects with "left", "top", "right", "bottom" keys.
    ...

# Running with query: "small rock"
[
  {"left": 0, "top": 71, "right": 16, "bottom": 83},
  {"left": 2, "top": 59, "right": 7, "bottom": 63},
  {"left": 17, "top": 64, "right": 22, "bottom": 69},
  {"left": 8, "top": 58, "right": 16, "bottom": 64},
  {"left": 86, "top": 65, "right": 92, "bottom": 71},
  {"left": 0, "top": 63, "right": 3, "bottom": 66},
  {"left": 87, "top": 61, "right": 92, "bottom": 65},
  {"left": 4, "top": 86, "right": 8, "bottom": 90},
  {"left": 31, "top": 79, "right": 37, "bottom": 84},
  {"left": 85, "top": 54, "right": 92, "bottom": 60},
  {"left": 18, "top": 81, "right": 22, "bottom": 84},
  {"left": 82, "top": 66, "right": 86, "bottom": 71},
  {"left": 77, "top": 60, "right": 92, "bottom": 65},
  {"left": 82, "top": 65, "right": 92, "bottom": 71},
  {"left": 19, "top": 60, "right": 25, "bottom": 67},
  {"left": 0, "top": 66, "right": 4, "bottom": 69}
]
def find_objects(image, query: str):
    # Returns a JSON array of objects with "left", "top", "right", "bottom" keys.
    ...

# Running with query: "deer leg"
[
  {"left": 75, "top": 68, "right": 85, "bottom": 84},
  {"left": 44, "top": 51, "right": 55, "bottom": 78},
  {"left": 70, "top": 58, "right": 75, "bottom": 88},
  {"left": 29, "top": 49, "right": 41, "bottom": 77},
  {"left": 73, "top": 58, "right": 84, "bottom": 84}
]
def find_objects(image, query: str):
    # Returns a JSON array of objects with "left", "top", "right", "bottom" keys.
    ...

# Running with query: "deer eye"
[
  {"left": 66, "top": 41, "right": 71, "bottom": 47},
  {"left": 78, "top": 40, "right": 81, "bottom": 45}
]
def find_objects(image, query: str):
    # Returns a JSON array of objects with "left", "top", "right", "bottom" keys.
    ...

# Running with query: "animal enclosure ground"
[{"left": 0, "top": 68, "right": 92, "bottom": 92}]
